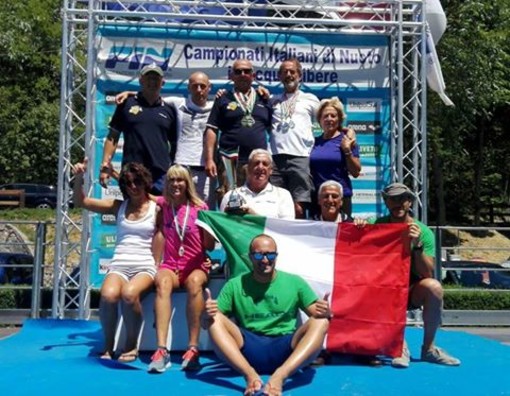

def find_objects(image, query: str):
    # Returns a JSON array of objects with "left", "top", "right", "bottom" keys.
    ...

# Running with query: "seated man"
[
  {"left": 220, "top": 149, "right": 295, "bottom": 219},
  {"left": 315, "top": 180, "right": 352, "bottom": 223},
  {"left": 203, "top": 234, "right": 330, "bottom": 396},
  {"left": 370, "top": 182, "right": 460, "bottom": 368}
]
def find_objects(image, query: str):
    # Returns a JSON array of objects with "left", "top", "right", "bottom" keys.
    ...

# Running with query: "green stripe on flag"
[{"left": 197, "top": 211, "right": 266, "bottom": 277}]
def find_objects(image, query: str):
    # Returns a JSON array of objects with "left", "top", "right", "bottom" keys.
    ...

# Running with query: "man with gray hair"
[
  {"left": 369, "top": 182, "right": 460, "bottom": 368},
  {"left": 315, "top": 180, "right": 352, "bottom": 223},
  {"left": 220, "top": 149, "right": 295, "bottom": 219}
]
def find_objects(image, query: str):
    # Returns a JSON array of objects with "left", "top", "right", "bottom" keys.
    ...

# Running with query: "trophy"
[{"left": 220, "top": 148, "right": 245, "bottom": 214}]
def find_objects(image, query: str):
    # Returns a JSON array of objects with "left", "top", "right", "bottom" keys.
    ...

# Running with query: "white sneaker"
[{"left": 391, "top": 341, "right": 410, "bottom": 368}]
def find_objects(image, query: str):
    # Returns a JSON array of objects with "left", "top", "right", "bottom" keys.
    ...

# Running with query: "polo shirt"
[
  {"left": 206, "top": 90, "right": 272, "bottom": 162},
  {"left": 109, "top": 93, "right": 177, "bottom": 181},
  {"left": 220, "top": 182, "right": 295, "bottom": 219}
]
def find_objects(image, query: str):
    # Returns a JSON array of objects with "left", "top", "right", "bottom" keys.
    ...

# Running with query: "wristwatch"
[{"left": 413, "top": 242, "right": 424, "bottom": 252}]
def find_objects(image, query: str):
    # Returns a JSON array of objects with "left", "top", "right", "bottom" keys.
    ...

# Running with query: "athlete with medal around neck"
[
  {"left": 205, "top": 59, "right": 272, "bottom": 191},
  {"left": 268, "top": 59, "right": 320, "bottom": 218}
]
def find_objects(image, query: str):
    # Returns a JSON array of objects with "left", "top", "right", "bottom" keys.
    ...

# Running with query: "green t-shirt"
[
  {"left": 217, "top": 270, "right": 318, "bottom": 336},
  {"left": 369, "top": 216, "right": 435, "bottom": 281}
]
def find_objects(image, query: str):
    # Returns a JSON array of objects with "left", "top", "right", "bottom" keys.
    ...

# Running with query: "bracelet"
[{"left": 343, "top": 150, "right": 352, "bottom": 157}]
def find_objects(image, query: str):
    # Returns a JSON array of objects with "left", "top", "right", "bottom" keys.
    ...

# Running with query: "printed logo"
[
  {"left": 347, "top": 99, "right": 382, "bottom": 113},
  {"left": 346, "top": 121, "right": 382, "bottom": 135}
]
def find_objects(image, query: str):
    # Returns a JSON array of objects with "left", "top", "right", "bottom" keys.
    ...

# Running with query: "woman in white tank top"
[{"left": 73, "top": 159, "right": 157, "bottom": 362}]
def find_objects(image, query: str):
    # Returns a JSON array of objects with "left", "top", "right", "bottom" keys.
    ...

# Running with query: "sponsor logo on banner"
[
  {"left": 105, "top": 92, "right": 120, "bottom": 105},
  {"left": 102, "top": 186, "right": 122, "bottom": 200},
  {"left": 99, "top": 259, "right": 110, "bottom": 275},
  {"left": 346, "top": 121, "right": 382, "bottom": 135},
  {"left": 359, "top": 144, "right": 381, "bottom": 157},
  {"left": 104, "top": 46, "right": 173, "bottom": 74},
  {"left": 101, "top": 234, "right": 117, "bottom": 248},
  {"left": 352, "top": 189, "right": 378, "bottom": 204},
  {"left": 101, "top": 214, "right": 117, "bottom": 225},
  {"left": 347, "top": 98, "right": 382, "bottom": 113},
  {"left": 357, "top": 166, "right": 381, "bottom": 181}
]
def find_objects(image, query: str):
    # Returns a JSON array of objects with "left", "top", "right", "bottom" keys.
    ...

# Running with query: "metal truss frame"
[{"left": 54, "top": 0, "right": 427, "bottom": 318}]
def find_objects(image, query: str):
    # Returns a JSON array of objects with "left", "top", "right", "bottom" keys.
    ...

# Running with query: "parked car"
[
  {"left": 0, "top": 252, "right": 34, "bottom": 285},
  {"left": 442, "top": 260, "right": 510, "bottom": 289},
  {"left": 0, "top": 183, "right": 57, "bottom": 209}
]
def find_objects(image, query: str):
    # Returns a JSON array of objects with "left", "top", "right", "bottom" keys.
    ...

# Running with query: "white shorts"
[{"left": 107, "top": 265, "right": 157, "bottom": 282}]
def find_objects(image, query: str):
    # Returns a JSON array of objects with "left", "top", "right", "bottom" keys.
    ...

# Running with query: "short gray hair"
[
  {"left": 318, "top": 180, "right": 343, "bottom": 199},
  {"left": 248, "top": 149, "right": 273, "bottom": 166}
]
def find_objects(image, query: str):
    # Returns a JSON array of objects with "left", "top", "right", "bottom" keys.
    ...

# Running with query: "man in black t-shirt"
[
  {"left": 204, "top": 59, "right": 272, "bottom": 198},
  {"left": 100, "top": 63, "right": 177, "bottom": 195}
]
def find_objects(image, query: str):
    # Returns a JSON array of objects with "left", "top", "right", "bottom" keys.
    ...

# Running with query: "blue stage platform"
[{"left": 1, "top": 319, "right": 509, "bottom": 395}]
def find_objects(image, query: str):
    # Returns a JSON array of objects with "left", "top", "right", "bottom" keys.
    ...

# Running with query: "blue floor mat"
[{"left": 1, "top": 319, "right": 509, "bottom": 395}]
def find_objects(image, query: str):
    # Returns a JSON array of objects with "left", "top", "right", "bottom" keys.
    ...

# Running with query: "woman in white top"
[{"left": 73, "top": 159, "right": 158, "bottom": 362}]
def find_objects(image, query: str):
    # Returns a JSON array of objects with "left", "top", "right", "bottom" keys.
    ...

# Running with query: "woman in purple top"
[
  {"left": 149, "top": 164, "right": 215, "bottom": 373},
  {"left": 309, "top": 97, "right": 361, "bottom": 216}
]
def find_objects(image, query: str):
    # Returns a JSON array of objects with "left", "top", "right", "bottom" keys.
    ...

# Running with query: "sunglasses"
[
  {"left": 233, "top": 68, "right": 253, "bottom": 76},
  {"left": 250, "top": 251, "right": 278, "bottom": 261}
]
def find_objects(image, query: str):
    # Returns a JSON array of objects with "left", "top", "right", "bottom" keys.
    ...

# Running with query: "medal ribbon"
[
  {"left": 234, "top": 87, "right": 256, "bottom": 116},
  {"left": 280, "top": 90, "right": 300, "bottom": 120},
  {"left": 172, "top": 201, "right": 190, "bottom": 253}
]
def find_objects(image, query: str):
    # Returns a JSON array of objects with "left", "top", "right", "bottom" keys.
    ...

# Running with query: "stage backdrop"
[{"left": 89, "top": 25, "right": 391, "bottom": 287}]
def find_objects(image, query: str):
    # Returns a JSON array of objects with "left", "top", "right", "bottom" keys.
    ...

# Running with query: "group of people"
[{"left": 71, "top": 57, "right": 460, "bottom": 396}]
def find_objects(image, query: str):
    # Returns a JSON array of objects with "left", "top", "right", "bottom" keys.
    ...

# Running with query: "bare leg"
[
  {"left": 410, "top": 278, "right": 443, "bottom": 351},
  {"left": 184, "top": 269, "right": 208, "bottom": 347},
  {"left": 99, "top": 274, "right": 125, "bottom": 356},
  {"left": 265, "top": 317, "right": 329, "bottom": 393},
  {"left": 154, "top": 269, "right": 179, "bottom": 348},
  {"left": 207, "top": 312, "right": 262, "bottom": 394},
  {"left": 120, "top": 273, "right": 154, "bottom": 353}
]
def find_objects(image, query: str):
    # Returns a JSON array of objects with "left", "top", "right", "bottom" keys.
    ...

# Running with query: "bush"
[{"left": 444, "top": 290, "right": 510, "bottom": 310}]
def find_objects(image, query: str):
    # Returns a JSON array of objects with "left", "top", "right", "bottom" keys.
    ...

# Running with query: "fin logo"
[{"left": 105, "top": 46, "right": 173, "bottom": 73}]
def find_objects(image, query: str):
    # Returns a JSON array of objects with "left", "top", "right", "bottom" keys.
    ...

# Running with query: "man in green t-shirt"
[
  {"left": 369, "top": 182, "right": 460, "bottom": 369},
  {"left": 203, "top": 234, "right": 330, "bottom": 396}
]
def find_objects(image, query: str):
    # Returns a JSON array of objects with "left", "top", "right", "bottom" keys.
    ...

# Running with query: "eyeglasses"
[
  {"left": 250, "top": 251, "right": 278, "bottom": 261},
  {"left": 386, "top": 195, "right": 412, "bottom": 203},
  {"left": 233, "top": 68, "right": 253, "bottom": 76}
]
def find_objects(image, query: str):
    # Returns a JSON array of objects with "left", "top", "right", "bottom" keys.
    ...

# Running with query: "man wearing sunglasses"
[
  {"left": 204, "top": 59, "right": 272, "bottom": 195},
  {"left": 369, "top": 182, "right": 460, "bottom": 368},
  {"left": 203, "top": 234, "right": 330, "bottom": 396}
]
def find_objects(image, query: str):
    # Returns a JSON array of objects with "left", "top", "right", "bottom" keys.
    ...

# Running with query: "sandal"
[
  {"left": 118, "top": 350, "right": 139, "bottom": 363},
  {"left": 244, "top": 378, "right": 263, "bottom": 396},
  {"left": 99, "top": 350, "right": 113, "bottom": 360}
]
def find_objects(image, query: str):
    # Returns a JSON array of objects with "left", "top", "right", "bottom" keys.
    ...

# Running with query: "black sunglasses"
[
  {"left": 233, "top": 68, "right": 253, "bottom": 76},
  {"left": 250, "top": 251, "right": 278, "bottom": 261}
]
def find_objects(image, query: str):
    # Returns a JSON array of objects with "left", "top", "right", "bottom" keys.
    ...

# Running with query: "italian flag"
[{"left": 197, "top": 211, "right": 411, "bottom": 357}]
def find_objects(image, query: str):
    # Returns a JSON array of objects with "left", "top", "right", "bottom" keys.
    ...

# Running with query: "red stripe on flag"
[{"left": 326, "top": 223, "right": 411, "bottom": 357}]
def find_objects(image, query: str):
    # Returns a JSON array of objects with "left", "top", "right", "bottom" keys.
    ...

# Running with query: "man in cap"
[
  {"left": 100, "top": 63, "right": 177, "bottom": 195},
  {"left": 369, "top": 182, "right": 460, "bottom": 368}
]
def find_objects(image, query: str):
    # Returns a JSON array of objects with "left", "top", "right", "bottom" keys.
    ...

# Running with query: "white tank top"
[{"left": 109, "top": 199, "right": 157, "bottom": 268}]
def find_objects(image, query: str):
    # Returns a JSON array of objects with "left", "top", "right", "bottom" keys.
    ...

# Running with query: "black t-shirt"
[
  {"left": 109, "top": 93, "right": 177, "bottom": 180},
  {"left": 206, "top": 90, "right": 272, "bottom": 161}
]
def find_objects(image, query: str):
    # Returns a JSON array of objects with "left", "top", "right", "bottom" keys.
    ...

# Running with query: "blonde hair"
[
  {"left": 163, "top": 164, "right": 204, "bottom": 207},
  {"left": 317, "top": 97, "right": 346, "bottom": 127}
]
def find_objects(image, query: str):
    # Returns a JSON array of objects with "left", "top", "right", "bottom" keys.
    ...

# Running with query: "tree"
[
  {"left": 0, "top": 0, "right": 62, "bottom": 184},
  {"left": 428, "top": 0, "right": 510, "bottom": 225}
]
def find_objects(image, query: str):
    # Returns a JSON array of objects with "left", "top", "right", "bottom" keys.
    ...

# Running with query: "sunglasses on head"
[
  {"left": 250, "top": 251, "right": 278, "bottom": 261},
  {"left": 233, "top": 68, "right": 253, "bottom": 76}
]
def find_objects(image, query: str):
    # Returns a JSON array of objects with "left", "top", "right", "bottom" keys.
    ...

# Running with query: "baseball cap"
[
  {"left": 381, "top": 182, "right": 415, "bottom": 200},
  {"left": 140, "top": 63, "right": 164, "bottom": 77}
]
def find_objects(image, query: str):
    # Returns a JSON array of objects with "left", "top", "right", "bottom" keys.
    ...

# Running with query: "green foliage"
[
  {"left": 428, "top": 0, "right": 510, "bottom": 224},
  {"left": 0, "top": 0, "right": 62, "bottom": 185},
  {"left": 444, "top": 290, "right": 510, "bottom": 310}
]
